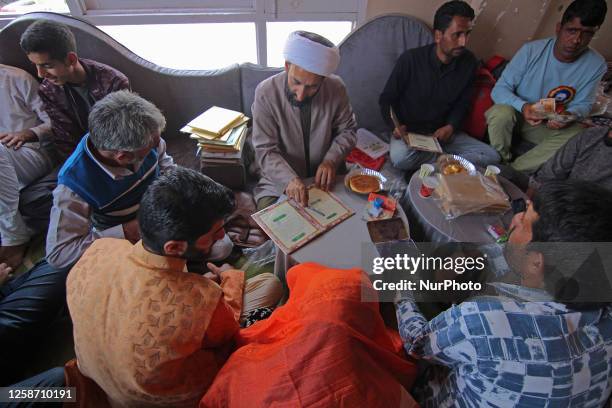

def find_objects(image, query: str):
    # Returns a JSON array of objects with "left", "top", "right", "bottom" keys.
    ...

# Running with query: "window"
[
  {"left": 100, "top": 23, "right": 257, "bottom": 70},
  {"left": 1, "top": 0, "right": 366, "bottom": 68},
  {"left": 266, "top": 21, "right": 352, "bottom": 67},
  {"left": 0, "top": 0, "right": 68, "bottom": 14}
]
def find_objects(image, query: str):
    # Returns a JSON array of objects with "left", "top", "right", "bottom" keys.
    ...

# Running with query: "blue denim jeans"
[
  {"left": 5, "top": 367, "right": 65, "bottom": 408},
  {"left": 389, "top": 131, "right": 500, "bottom": 172}
]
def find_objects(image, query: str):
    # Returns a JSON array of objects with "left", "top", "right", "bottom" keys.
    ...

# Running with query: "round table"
[
  {"left": 405, "top": 172, "right": 526, "bottom": 244},
  {"left": 273, "top": 175, "right": 410, "bottom": 279}
]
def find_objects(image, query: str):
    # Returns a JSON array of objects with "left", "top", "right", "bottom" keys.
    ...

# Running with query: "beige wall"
[{"left": 365, "top": 0, "right": 611, "bottom": 60}]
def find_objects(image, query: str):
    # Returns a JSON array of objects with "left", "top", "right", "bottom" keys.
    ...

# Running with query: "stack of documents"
[{"left": 182, "top": 106, "right": 250, "bottom": 165}]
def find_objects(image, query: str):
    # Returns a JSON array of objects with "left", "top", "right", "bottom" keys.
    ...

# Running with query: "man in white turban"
[{"left": 252, "top": 31, "right": 357, "bottom": 209}]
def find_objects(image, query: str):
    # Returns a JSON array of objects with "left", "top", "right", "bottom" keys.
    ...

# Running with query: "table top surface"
[
  {"left": 407, "top": 172, "right": 526, "bottom": 243},
  {"left": 289, "top": 175, "right": 408, "bottom": 270}
]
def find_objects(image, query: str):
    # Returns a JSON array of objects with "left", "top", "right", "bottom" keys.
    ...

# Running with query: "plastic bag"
[
  {"left": 241, "top": 239, "right": 277, "bottom": 271},
  {"left": 590, "top": 82, "right": 611, "bottom": 117},
  {"left": 432, "top": 172, "right": 510, "bottom": 219}
]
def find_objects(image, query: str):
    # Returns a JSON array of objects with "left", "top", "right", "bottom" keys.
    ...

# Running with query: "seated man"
[
  {"left": 395, "top": 180, "right": 612, "bottom": 407},
  {"left": 20, "top": 19, "right": 130, "bottom": 161},
  {"left": 252, "top": 30, "right": 356, "bottom": 209},
  {"left": 0, "top": 20, "right": 130, "bottom": 268},
  {"left": 379, "top": 0, "right": 499, "bottom": 172},
  {"left": 501, "top": 125, "right": 612, "bottom": 193},
  {"left": 0, "top": 64, "right": 53, "bottom": 270},
  {"left": 45, "top": 90, "right": 177, "bottom": 269},
  {"left": 0, "top": 91, "right": 173, "bottom": 383},
  {"left": 202, "top": 263, "right": 418, "bottom": 407},
  {"left": 486, "top": 0, "right": 607, "bottom": 172},
  {"left": 10, "top": 168, "right": 283, "bottom": 405}
]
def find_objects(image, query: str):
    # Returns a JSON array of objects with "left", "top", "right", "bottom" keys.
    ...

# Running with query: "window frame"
[{"left": 0, "top": 0, "right": 366, "bottom": 66}]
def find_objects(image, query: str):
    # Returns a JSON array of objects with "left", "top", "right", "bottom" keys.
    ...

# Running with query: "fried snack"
[
  {"left": 349, "top": 174, "right": 380, "bottom": 194},
  {"left": 442, "top": 162, "right": 465, "bottom": 175}
]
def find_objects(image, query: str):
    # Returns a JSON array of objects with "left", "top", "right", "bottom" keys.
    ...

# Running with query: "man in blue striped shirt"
[{"left": 396, "top": 180, "right": 612, "bottom": 407}]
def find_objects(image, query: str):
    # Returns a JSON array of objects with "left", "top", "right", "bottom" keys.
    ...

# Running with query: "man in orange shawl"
[
  {"left": 201, "top": 262, "right": 419, "bottom": 407},
  {"left": 65, "top": 167, "right": 283, "bottom": 407}
]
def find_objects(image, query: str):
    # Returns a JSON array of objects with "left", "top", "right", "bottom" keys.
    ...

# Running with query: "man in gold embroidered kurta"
[{"left": 65, "top": 168, "right": 282, "bottom": 407}]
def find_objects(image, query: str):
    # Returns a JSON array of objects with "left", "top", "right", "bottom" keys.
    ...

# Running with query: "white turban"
[{"left": 283, "top": 31, "right": 340, "bottom": 77}]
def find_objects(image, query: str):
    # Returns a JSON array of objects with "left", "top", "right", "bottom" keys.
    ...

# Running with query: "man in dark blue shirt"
[{"left": 379, "top": 0, "right": 499, "bottom": 172}]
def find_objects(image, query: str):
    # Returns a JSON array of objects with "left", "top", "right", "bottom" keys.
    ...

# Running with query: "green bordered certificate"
[{"left": 251, "top": 187, "right": 354, "bottom": 254}]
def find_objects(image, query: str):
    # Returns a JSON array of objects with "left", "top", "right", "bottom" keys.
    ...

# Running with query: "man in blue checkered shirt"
[{"left": 396, "top": 180, "right": 612, "bottom": 407}]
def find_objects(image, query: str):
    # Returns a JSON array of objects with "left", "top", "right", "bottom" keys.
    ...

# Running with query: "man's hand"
[
  {"left": 0, "top": 130, "right": 37, "bottom": 150},
  {"left": 205, "top": 262, "right": 233, "bottom": 283},
  {"left": 546, "top": 120, "right": 570, "bottom": 130},
  {"left": 286, "top": 177, "right": 308, "bottom": 207},
  {"left": 122, "top": 219, "right": 141, "bottom": 243},
  {"left": 392, "top": 125, "right": 407, "bottom": 139},
  {"left": 315, "top": 160, "right": 336, "bottom": 191},
  {"left": 432, "top": 124, "right": 454, "bottom": 143},
  {"left": 521, "top": 103, "right": 543, "bottom": 126}
]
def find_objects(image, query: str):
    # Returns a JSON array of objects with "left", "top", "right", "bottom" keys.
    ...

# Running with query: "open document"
[{"left": 252, "top": 187, "right": 354, "bottom": 253}]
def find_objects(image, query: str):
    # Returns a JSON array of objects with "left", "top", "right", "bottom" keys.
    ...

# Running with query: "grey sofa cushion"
[
  {"left": 337, "top": 14, "right": 433, "bottom": 137},
  {"left": 0, "top": 12, "right": 243, "bottom": 169},
  {"left": 240, "top": 63, "right": 283, "bottom": 119}
]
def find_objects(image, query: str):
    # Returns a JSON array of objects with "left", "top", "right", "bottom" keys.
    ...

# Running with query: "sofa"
[{"left": 0, "top": 11, "right": 433, "bottom": 228}]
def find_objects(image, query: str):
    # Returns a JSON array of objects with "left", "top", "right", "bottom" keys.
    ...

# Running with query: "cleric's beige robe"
[{"left": 252, "top": 71, "right": 357, "bottom": 201}]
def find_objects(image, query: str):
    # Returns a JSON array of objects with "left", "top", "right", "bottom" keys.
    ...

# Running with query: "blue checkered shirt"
[{"left": 395, "top": 244, "right": 612, "bottom": 407}]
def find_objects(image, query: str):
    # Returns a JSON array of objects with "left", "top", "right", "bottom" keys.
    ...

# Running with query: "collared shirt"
[
  {"left": 38, "top": 58, "right": 130, "bottom": 161},
  {"left": 395, "top": 243, "right": 612, "bottom": 407},
  {"left": 0, "top": 64, "right": 51, "bottom": 141},
  {"left": 379, "top": 43, "right": 478, "bottom": 135},
  {"left": 45, "top": 138, "right": 175, "bottom": 268}
]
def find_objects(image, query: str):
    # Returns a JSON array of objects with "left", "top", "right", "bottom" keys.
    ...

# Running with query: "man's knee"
[
  {"left": 256, "top": 196, "right": 278, "bottom": 211},
  {"left": 389, "top": 141, "right": 431, "bottom": 171},
  {"left": 485, "top": 104, "right": 519, "bottom": 126},
  {"left": 0, "top": 142, "right": 12, "bottom": 162},
  {"left": 243, "top": 272, "right": 284, "bottom": 313}
]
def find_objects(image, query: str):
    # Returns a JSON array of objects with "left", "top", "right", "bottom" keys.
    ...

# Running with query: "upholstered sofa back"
[{"left": 0, "top": 12, "right": 432, "bottom": 167}]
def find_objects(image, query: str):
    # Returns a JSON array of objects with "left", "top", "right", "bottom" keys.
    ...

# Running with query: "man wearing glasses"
[{"left": 486, "top": 0, "right": 607, "bottom": 173}]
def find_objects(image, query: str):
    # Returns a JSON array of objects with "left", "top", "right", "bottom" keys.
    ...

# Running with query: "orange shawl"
[{"left": 201, "top": 262, "right": 418, "bottom": 407}]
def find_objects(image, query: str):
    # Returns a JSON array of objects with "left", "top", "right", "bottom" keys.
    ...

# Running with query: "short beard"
[
  {"left": 181, "top": 242, "right": 209, "bottom": 263},
  {"left": 285, "top": 82, "right": 315, "bottom": 107}
]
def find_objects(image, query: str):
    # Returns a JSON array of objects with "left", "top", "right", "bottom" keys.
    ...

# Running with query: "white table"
[
  {"left": 405, "top": 172, "right": 526, "bottom": 244},
  {"left": 273, "top": 175, "right": 410, "bottom": 279}
]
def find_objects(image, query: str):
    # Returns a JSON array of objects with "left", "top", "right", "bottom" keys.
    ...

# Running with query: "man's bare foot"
[
  {"left": 0, "top": 243, "right": 27, "bottom": 270},
  {"left": 0, "top": 263, "right": 12, "bottom": 286}
]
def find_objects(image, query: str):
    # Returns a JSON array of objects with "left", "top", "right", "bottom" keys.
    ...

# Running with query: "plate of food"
[
  {"left": 345, "top": 167, "right": 387, "bottom": 195},
  {"left": 436, "top": 154, "right": 477, "bottom": 176}
]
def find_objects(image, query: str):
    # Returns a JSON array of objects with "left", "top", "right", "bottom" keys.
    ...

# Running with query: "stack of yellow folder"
[{"left": 181, "top": 106, "right": 250, "bottom": 160}]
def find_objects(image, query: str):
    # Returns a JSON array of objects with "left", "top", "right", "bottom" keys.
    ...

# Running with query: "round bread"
[{"left": 349, "top": 174, "right": 380, "bottom": 194}]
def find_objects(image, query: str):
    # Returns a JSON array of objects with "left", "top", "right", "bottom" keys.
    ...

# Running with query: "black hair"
[
  {"left": 529, "top": 180, "right": 612, "bottom": 309},
  {"left": 433, "top": 0, "right": 475, "bottom": 32},
  {"left": 20, "top": 20, "right": 77, "bottom": 61},
  {"left": 561, "top": 0, "right": 607, "bottom": 27},
  {"left": 139, "top": 167, "right": 235, "bottom": 254},
  {"left": 295, "top": 31, "right": 334, "bottom": 48},
  {"left": 532, "top": 180, "right": 612, "bottom": 243}
]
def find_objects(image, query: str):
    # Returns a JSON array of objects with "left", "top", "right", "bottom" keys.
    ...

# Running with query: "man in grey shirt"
[
  {"left": 532, "top": 126, "right": 612, "bottom": 190},
  {"left": 501, "top": 126, "right": 612, "bottom": 193}
]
